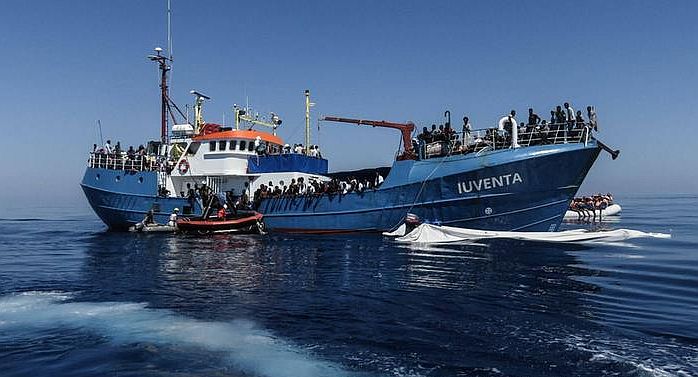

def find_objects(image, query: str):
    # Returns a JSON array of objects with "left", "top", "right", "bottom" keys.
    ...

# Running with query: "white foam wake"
[{"left": 0, "top": 291, "right": 350, "bottom": 377}]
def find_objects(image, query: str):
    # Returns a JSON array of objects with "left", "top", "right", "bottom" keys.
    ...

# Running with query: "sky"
[{"left": 0, "top": 0, "right": 697, "bottom": 207}]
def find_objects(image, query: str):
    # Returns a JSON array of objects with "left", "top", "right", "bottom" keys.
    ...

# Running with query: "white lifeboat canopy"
[{"left": 172, "top": 123, "right": 195, "bottom": 136}]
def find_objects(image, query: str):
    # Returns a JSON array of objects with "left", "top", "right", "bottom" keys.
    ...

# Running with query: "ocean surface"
[{"left": 0, "top": 194, "right": 696, "bottom": 377}]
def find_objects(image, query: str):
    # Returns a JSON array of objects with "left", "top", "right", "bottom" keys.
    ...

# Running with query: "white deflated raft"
[
  {"left": 394, "top": 223, "right": 670, "bottom": 244},
  {"left": 382, "top": 224, "right": 407, "bottom": 237},
  {"left": 564, "top": 204, "right": 622, "bottom": 220}
]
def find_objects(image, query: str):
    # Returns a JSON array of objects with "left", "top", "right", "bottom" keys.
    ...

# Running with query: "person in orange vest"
[{"left": 217, "top": 204, "right": 227, "bottom": 221}]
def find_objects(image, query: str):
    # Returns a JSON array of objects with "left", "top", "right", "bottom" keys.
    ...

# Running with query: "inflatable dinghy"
[
  {"left": 128, "top": 223, "right": 177, "bottom": 233},
  {"left": 564, "top": 203, "right": 621, "bottom": 220},
  {"left": 177, "top": 211, "right": 265, "bottom": 234}
]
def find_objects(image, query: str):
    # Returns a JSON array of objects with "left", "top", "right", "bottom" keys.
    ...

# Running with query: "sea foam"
[{"left": 0, "top": 291, "right": 350, "bottom": 377}]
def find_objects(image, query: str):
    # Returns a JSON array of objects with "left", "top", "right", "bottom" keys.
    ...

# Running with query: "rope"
[{"left": 385, "top": 144, "right": 450, "bottom": 231}]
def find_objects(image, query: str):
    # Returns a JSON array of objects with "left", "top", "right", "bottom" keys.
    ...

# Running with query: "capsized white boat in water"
[
  {"left": 393, "top": 223, "right": 670, "bottom": 244},
  {"left": 564, "top": 203, "right": 622, "bottom": 220}
]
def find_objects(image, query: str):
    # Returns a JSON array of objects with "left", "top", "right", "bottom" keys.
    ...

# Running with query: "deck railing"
[
  {"left": 420, "top": 123, "right": 592, "bottom": 159},
  {"left": 87, "top": 152, "right": 159, "bottom": 172}
]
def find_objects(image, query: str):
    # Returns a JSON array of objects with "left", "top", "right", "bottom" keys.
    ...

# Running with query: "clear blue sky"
[{"left": 1, "top": 0, "right": 697, "bottom": 207}]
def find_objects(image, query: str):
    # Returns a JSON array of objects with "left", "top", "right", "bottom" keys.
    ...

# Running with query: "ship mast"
[
  {"left": 305, "top": 90, "right": 315, "bottom": 153},
  {"left": 148, "top": 48, "right": 171, "bottom": 146}
]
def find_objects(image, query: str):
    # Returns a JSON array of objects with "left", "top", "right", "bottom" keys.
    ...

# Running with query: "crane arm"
[{"left": 321, "top": 116, "right": 417, "bottom": 160}]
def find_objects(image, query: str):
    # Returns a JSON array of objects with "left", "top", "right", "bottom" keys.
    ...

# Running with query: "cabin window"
[
  {"left": 186, "top": 142, "right": 201, "bottom": 155},
  {"left": 248, "top": 142, "right": 255, "bottom": 152},
  {"left": 219, "top": 141, "right": 226, "bottom": 150},
  {"left": 209, "top": 141, "right": 216, "bottom": 152},
  {"left": 229, "top": 140, "right": 237, "bottom": 151},
  {"left": 239, "top": 140, "right": 247, "bottom": 151}
]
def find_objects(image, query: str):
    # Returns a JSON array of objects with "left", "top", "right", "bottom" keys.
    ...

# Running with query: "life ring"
[{"left": 178, "top": 159, "right": 190, "bottom": 175}]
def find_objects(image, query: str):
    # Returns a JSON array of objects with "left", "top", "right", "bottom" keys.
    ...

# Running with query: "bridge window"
[
  {"left": 219, "top": 141, "right": 226, "bottom": 150},
  {"left": 248, "top": 142, "right": 254, "bottom": 151},
  {"left": 209, "top": 141, "right": 216, "bottom": 152},
  {"left": 239, "top": 140, "right": 246, "bottom": 151},
  {"left": 229, "top": 140, "right": 237, "bottom": 151},
  {"left": 186, "top": 142, "right": 200, "bottom": 155}
]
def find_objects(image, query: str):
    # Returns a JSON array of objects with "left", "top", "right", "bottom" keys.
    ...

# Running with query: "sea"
[{"left": 0, "top": 194, "right": 696, "bottom": 377}]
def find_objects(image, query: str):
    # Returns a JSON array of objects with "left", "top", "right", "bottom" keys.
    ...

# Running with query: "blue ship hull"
[
  {"left": 81, "top": 142, "right": 600, "bottom": 232},
  {"left": 81, "top": 169, "right": 197, "bottom": 230},
  {"left": 259, "top": 143, "right": 600, "bottom": 232}
]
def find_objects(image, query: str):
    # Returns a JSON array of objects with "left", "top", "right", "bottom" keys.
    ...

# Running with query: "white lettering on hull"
[{"left": 457, "top": 173, "right": 523, "bottom": 194}]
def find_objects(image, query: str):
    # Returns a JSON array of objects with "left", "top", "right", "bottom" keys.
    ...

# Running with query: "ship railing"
[
  {"left": 87, "top": 152, "right": 158, "bottom": 172},
  {"left": 417, "top": 123, "right": 592, "bottom": 160}
]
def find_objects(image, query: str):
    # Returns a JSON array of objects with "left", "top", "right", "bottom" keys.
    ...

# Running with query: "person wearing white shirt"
[
  {"left": 104, "top": 140, "right": 113, "bottom": 154},
  {"left": 375, "top": 172, "right": 384, "bottom": 187},
  {"left": 168, "top": 208, "right": 179, "bottom": 227},
  {"left": 461, "top": 116, "right": 472, "bottom": 146},
  {"left": 587, "top": 106, "right": 598, "bottom": 131},
  {"left": 564, "top": 102, "right": 576, "bottom": 125}
]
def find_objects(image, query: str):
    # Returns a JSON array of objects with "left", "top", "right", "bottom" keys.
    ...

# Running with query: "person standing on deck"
[
  {"left": 461, "top": 116, "right": 471, "bottom": 146},
  {"left": 587, "top": 106, "right": 598, "bottom": 131},
  {"left": 104, "top": 140, "right": 113, "bottom": 154},
  {"left": 555, "top": 106, "right": 566, "bottom": 124},
  {"left": 527, "top": 108, "right": 541, "bottom": 127},
  {"left": 564, "top": 102, "right": 576, "bottom": 129}
]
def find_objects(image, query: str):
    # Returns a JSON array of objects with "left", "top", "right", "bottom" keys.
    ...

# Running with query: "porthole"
[
  {"left": 138, "top": 177, "right": 144, "bottom": 183},
  {"left": 95, "top": 174, "right": 100, "bottom": 180},
  {"left": 115, "top": 175, "right": 121, "bottom": 182}
]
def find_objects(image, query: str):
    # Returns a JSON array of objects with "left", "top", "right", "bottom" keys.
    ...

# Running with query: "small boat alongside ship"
[
  {"left": 81, "top": 47, "right": 619, "bottom": 233},
  {"left": 564, "top": 194, "right": 621, "bottom": 221},
  {"left": 564, "top": 203, "right": 622, "bottom": 220},
  {"left": 128, "top": 223, "right": 177, "bottom": 233},
  {"left": 177, "top": 211, "right": 264, "bottom": 234}
]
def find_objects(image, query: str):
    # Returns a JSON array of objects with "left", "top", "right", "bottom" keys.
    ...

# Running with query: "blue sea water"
[{"left": 0, "top": 194, "right": 696, "bottom": 377}]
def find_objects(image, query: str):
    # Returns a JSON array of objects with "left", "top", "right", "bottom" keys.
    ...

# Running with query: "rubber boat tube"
[{"left": 564, "top": 203, "right": 622, "bottom": 220}]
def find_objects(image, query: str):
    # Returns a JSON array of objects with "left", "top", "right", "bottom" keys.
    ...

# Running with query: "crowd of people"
[
  {"left": 93, "top": 137, "right": 325, "bottom": 174},
  {"left": 278, "top": 143, "right": 322, "bottom": 158},
  {"left": 414, "top": 103, "right": 598, "bottom": 159},
  {"left": 91, "top": 140, "right": 161, "bottom": 171},
  {"left": 174, "top": 171, "right": 386, "bottom": 218},
  {"left": 252, "top": 172, "right": 385, "bottom": 207},
  {"left": 568, "top": 193, "right": 614, "bottom": 220}
]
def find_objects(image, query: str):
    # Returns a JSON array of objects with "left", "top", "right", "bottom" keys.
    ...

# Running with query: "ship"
[{"left": 81, "top": 48, "right": 618, "bottom": 233}]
